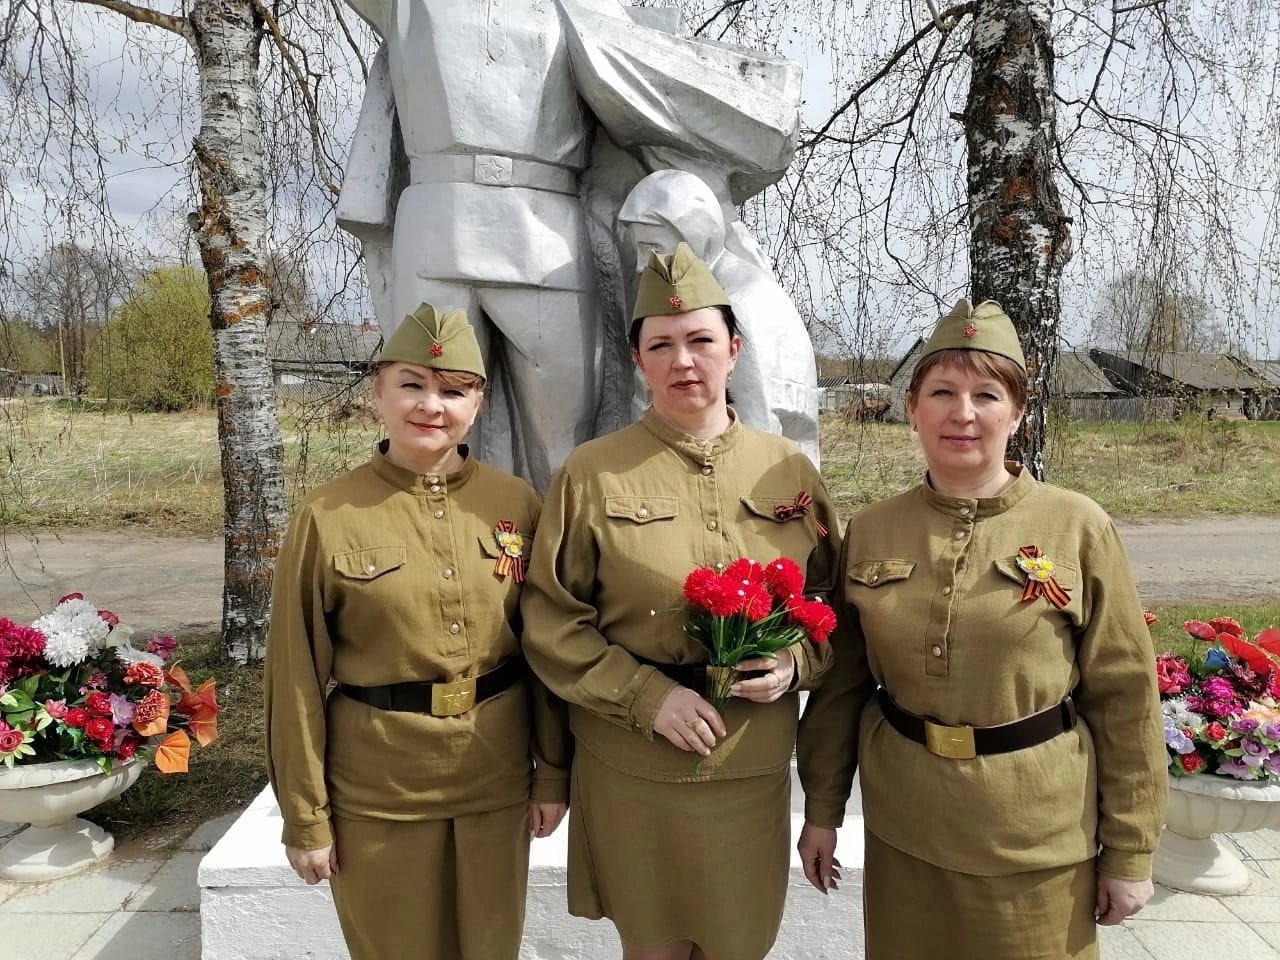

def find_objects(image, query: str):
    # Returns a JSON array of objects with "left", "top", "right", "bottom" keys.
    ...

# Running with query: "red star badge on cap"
[
  {"left": 431, "top": 343, "right": 444, "bottom": 357},
  {"left": 962, "top": 323, "right": 977, "bottom": 339},
  {"left": 669, "top": 296, "right": 683, "bottom": 309}
]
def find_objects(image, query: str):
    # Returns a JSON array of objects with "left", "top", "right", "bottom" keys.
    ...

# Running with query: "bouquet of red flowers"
[{"left": 682, "top": 557, "right": 836, "bottom": 709}]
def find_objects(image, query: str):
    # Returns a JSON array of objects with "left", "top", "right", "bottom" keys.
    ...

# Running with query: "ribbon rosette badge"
[
  {"left": 1015, "top": 545, "right": 1069, "bottom": 610},
  {"left": 492, "top": 521, "right": 526, "bottom": 583},
  {"left": 773, "top": 491, "right": 829, "bottom": 537}
]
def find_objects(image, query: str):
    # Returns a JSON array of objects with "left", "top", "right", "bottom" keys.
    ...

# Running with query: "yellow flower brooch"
[{"left": 1015, "top": 545, "right": 1070, "bottom": 609}]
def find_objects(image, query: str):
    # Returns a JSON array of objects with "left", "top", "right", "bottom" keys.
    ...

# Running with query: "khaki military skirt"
[
  {"left": 568, "top": 747, "right": 790, "bottom": 960},
  {"left": 863, "top": 831, "right": 1099, "bottom": 960},
  {"left": 328, "top": 803, "right": 530, "bottom": 960}
]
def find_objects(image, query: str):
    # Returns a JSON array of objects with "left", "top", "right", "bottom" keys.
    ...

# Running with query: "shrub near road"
[{"left": 1, "top": 402, "right": 1278, "bottom": 534}]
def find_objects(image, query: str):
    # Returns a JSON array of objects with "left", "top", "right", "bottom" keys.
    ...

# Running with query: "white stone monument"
[{"left": 337, "top": 0, "right": 820, "bottom": 488}]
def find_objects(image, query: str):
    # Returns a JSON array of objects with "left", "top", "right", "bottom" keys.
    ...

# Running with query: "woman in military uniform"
[
  {"left": 796, "top": 300, "right": 1167, "bottom": 959},
  {"left": 522, "top": 243, "right": 840, "bottom": 960},
  {"left": 264, "top": 303, "right": 571, "bottom": 960}
]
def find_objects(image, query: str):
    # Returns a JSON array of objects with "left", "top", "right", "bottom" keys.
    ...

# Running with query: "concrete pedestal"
[{"left": 200, "top": 769, "right": 866, "bottom": 959}]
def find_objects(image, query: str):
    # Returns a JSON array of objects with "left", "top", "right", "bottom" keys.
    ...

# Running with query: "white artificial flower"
[
  {"left": 102, "top": 623, "right": 134, "bottom": 649},
  {"left": 32, "top": 600, "right": 112, "bottom": 668},
  {"left": 115, "top": 645, "right": 165, "bottom": 668}
]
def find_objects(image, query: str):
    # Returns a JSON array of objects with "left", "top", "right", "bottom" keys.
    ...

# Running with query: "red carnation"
[
  {"left": 724, "top": 559, "right": 765, "bottom": 585},
  {"left": 117, "top": 736, "right": 139, "bottom": 761},
  {"left": 1209, "top": 617, "right": 1244, "bottom": 638},
  {"left": 85, "top": 717, "right": 115, "bottom": 745},
  {"left": 124, "top": 661, "right": 165, "bottom": 688},
  {"left": 57, "top": 592, "right": 84, "bottom": 604},
  {"left": 85, "top": 692, "right": 113, "bottom": 716},
  {"left": 787, "top": 598, "right": 837, "bottom": 643},
  {"left": 683, "top": 567, "right": 720, "bottom": 610},
  {"left": 1183, "top": 620, "right": 1216, "bottom": 642},
  {"left": 704, "top": 577, "right": 744, "bottom": 617},
  {"left": 763, "top": 558, "right": 805, "bottom": 602},
  {"left": 1179, "top": 753, "right": 1206, "bottom": 774},
  {"left": 739, "top": 583, "right": 774, "bottom": 621},
  {"left": 98, "top": 609, "right": 120, "bottom": 627},
  {"left": 65, "top": 708, "right": 90, "bottom": 728}
]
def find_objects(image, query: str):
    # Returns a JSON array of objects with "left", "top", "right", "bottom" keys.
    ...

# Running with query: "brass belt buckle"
[
  {"left": 924, "top": 720, "right": 976, "bottom": 759},
  {"left": 431, "top": 677, "right": 477, "bottom": 716}
]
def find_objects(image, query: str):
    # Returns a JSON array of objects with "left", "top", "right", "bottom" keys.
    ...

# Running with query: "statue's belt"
[{"left": 410, "top": 154, "right": 578, "bottom": 196}]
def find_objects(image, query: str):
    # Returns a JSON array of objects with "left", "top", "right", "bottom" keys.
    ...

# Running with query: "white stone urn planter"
[
  {"left": 0, "top": 758, "right": 142, "bottom": 881},
  {"left": 1152, "top": 774, "right": 1280, "bottom": 895}
]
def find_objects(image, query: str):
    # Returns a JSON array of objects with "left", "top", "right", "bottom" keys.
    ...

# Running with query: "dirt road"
[{"left": 0, "top": 518, "right": 1275, "bottom": 631}]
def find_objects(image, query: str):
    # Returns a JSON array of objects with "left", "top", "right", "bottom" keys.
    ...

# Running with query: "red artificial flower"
[
  {"left": 1183, "top": 620, "right": 1216, "bottom": 641},
  {"left": 1155, "top": 654, "right": 1191, "bottom": 695},
  {"left": 0, "top": 728, "right": 25, "bottom": 755},
  {"left": 683, "top": 568, "right": 721, "bottom": 610},
  {"left": 97, "top": 609, "right": 120, "bottom": 627},
  {"left": 763, "top": 558, "right": 805, "bottom": 602},
  {"left": 704, "top": 577, "right": 744, "bottom": 617},
  {"left": 739, "top": 583, "right": 774, "bottom": 621},
  {"left": 1210, "top": 617, "right": 1244, "bottom": 638},
  {"left": 1256, "top": 627, "right": 1280, "bottom": 657},
  {"left": 85, "top": 717, "right": 114, "bottom": 745},
  {"left": 787, "top": 597, "right": 837, "bottom": 643},
  {"left": 65, "top": 708, "right": 90, "bottom": 728},
  {"left": 85, "top": 692, "right": 113, "bottom": 716},
  {"left": 1220, "top": 634, "right": 1274, "bottom": 675},
  {"left": 1204, "top": 721, "right": 1228, "bottom": 741},
  {"left": 124, "top": 661, "right": 165, "bottom": 688},
  {"left": 1179, "top": 753, "right": 1206, "bottom": 774},
  {"left": 1142, "top": 610, "right": 1158, "bottom": 626},
  {"left": 724, "top": 559, "right": 765, "bottom": 585},
  {"left": 116, "top": 736, "right": 139, "bottom": 762},
  {"left": 57, "top": 592, "right": 84, "bottom": 604}
]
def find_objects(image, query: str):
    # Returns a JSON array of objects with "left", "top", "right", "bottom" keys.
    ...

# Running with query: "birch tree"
[{"left": 1, "top": 0, "right": 369, "bottom": 660}]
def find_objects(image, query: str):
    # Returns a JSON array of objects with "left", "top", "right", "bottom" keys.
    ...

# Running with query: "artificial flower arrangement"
[
  {"left": 1154, "top": 613, "right": 1280, "bottom": 782},
  {"left": 0, "top": 593, "right": 218, "bottom": 773},
  {"left": 682, "top": 556, "right": 836, "bottom": 711}
]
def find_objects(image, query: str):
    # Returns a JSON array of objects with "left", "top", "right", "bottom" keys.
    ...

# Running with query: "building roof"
[
  {"left": 1243, "top": 359, "right": 1280, "bottom": 389},
  {"left": 817, "top": 375, "right": 851, "bottom": 389},
  {"left": 1092, "top": 350, "right": 1263, "bottom": 392},
  {"left": 1052, "top": 352, "right": 1123, "bottom": 396},
  {"left": 267, "top": 321, "right": 382, "bottom": 370}
]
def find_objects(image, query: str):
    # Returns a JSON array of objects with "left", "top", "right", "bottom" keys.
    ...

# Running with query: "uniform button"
[
  {"left": 433, "top": 509, "right": 445, "bottom": 519},
  {"left": 954, "top": 531, "right": 967, "bottom": 540},
  {"left": 942, "top": 585, "right": 952, "bottom": 596},
  {"left": 931, "top": 645, "right": 943, "bottom": 657},
  {"left": 701, "top": 465, "right": 712, "bottom": 476},
  {"left": 714, "top": 562, "right": 725, "bottom": 572},
  {"left": 429, "top": 483, "right": 441, "bottom": 493},
  {"left": 959, "top": 506, "right": 971, "bottom": 516},
  {"left": 449, "top": 622, "right": 461, "bottom": 635},
  {"left": 869, "top": 574, "right": 879, "bottom": 584},
  {"left": 365, "top": 564, "right": 376, "bottom": 575},
  {"left": 707, "top": 520, "right": 718, "bottom": 532},
  {"left": 442, "top": 567, "right": 454, "bottom": 579},
  {"left": 637, "top": 507, "right": 650, "bottom": 519},
  {"left": 428, "top": 476, "right": 439, "bottom": 483}
]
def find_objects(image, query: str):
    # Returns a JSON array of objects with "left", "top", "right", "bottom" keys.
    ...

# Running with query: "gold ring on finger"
[{"left": 685, "top": 718, "right": 701, "bottom": 728}]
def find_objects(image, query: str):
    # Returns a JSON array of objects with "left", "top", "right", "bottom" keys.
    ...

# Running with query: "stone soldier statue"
[{"left": 338, "top": 0, "right": 813, "bottom": 488}]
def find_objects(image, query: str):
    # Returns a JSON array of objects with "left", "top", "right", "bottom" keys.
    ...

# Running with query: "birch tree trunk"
[
  {"left": 965, "top": 0, "right": 1071, "bottom": 479},
  {"left": 189, "top": 0, "right": 286, "bottom": 662}
]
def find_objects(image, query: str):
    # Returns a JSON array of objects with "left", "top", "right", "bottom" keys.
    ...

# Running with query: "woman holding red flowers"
[
  {"left": 522, "top": 243, "right": 840, "bottom": 960},
  {"left": 796, "top": 300, "right": 1167, "bottom": 960}
]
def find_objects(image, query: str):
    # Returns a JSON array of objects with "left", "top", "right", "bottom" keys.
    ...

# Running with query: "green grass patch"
[{"left": 86, "top": 633, "right": 267, "bottom": 847}]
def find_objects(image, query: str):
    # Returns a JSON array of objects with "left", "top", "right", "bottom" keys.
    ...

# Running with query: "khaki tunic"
[
  {"left": 521, "top": 410, "right": 839, "bottom": 956},
  {"left": 798, "top": 466, "right": 1167, "bottom": 884},
  {"left": 264, "top": 444, "right": 572, "bottom": 851}
]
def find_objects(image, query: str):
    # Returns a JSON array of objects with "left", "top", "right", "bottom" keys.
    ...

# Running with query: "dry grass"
[{"left": 1, "top": 399, "right": 1277, "bottom": 535}]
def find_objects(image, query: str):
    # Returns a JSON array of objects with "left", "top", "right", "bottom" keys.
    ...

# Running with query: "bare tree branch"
[{"left": 68, "top": 0, "right": 192, "bottom": 45}]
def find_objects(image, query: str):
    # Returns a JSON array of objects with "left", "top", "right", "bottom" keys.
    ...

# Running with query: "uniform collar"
[
  {"left": 370, "top": 440, "right": 477, "bottom": 494},
  {"left": 640, "top": 406, "right": 743, "bottom": 463},
  {"left": 921, "top": 461, "right": 1034, "bottom": 519}
]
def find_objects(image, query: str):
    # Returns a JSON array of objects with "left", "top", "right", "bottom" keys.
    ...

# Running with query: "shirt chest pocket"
[
  {"left": 603, "top": 496, "right": 680, "bottom": 525},
  {"left": 739, "top": 496, "right": 820, "bottom": 556},
  {"left": 333, "top": 546, "right": 407, "bottom": 582},
  {"left": 993, "top": 555, "right": 1082, "bottom": 624},
  {"left": 847, "top": 559, "right": 916, "bottom": 588}
]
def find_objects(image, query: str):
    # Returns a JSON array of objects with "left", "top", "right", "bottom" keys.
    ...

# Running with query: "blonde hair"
[
  {"left": 373, "top": 362, "right": 485, "bottom": 392},
  {"left": 907, "top": 349, "right": 1027, "bottom": 410}
]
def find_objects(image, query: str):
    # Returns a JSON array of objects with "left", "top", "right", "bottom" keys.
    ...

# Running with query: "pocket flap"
[
  {"left": 848, "top": 559, "right": 916, "bottom": 587},
  {"left": 994, "top": 556, "right": 1078, "bottom": 590},
  {"left": 741, "top": 496, "right": 809, "bottom": 523},
  {"left": 333, "top": 546, "right": 407, "bottom": 580},
  {"left": 604, "top": 496, "right": 679, "bottom": 523}
]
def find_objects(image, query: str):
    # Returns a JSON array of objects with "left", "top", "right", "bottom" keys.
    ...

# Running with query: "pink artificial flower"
[
  {"left": 43, "top": 699, "right": 69, "bottom": 719},
  {"left": 146, "top": 634, "right": 178, "bottom": 661},
  {"left": 1183, "top": 620, "right": 1217, "bottom": 641},
  {"left": 57, "top": 592, "right": 85, "bottom": 604}
]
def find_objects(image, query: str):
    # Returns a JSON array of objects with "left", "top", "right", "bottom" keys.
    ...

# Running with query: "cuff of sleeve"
[
  {"left": 804, "top": 798, "right": 848, "bottom": 829},
  {"left": 531, "top": 776, "right": 570, "bottom": 804},
  {"left": 281, "top": 819, "right": 333, "bottom": 850},
  {"left": 627, "top": 667, "right": 678, "bottom": 741},
  {"left": 1097, "top": 847, "right": 1154, "bottom": 882}
]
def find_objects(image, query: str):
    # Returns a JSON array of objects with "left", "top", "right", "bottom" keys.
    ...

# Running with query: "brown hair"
[
  {"left": 373, "top": 361, "right": 485, "bottom": 392},
  {"left": 907, "top": 349, "right": 1027, "bottom": 411}
]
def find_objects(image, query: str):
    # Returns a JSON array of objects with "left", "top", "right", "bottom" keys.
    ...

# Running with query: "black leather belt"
[
  {"left": 634, "top": 655, "right": 767, "bottom": 695},
  {"left": 877, "top": 687, "right": 1077, "bottom": 759},
  {"left": 339, "top": 657, "right": 525, "bottom": 717}
]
